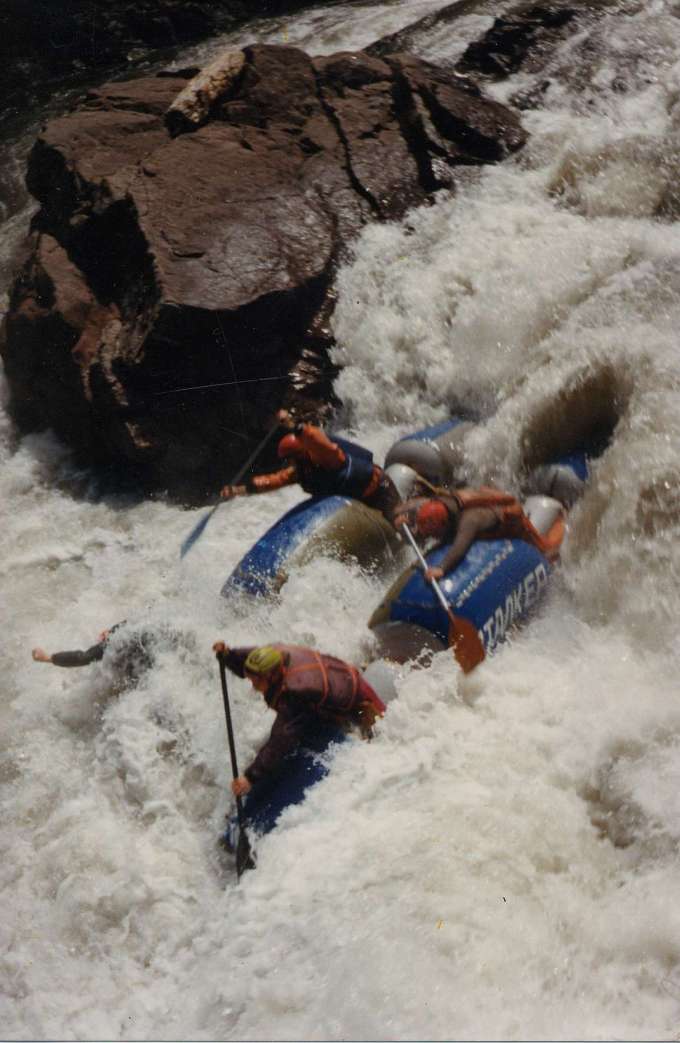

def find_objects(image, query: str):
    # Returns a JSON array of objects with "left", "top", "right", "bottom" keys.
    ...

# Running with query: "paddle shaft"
[
  {"left": 217, "top": 656, "right": 247, "bottom": 832},
  {"left": 180, "top": 419, "right": 281, "bottom": 557},
  {"left": 400, "top": 522, "right": 454, "bottom": 621},
  {"left": 228, "top": 418, "right": 282, "bottom": 488}
]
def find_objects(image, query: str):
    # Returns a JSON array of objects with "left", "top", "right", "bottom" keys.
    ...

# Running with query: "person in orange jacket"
[
  {"left": 394, "top": 487, "right": 563, "bottom": 583},
  {"left": 220, "top": 410, "right": 400, "bottom": 520},
  {"left": 212, "top": 642, "right": 386, "bottom": 796}
]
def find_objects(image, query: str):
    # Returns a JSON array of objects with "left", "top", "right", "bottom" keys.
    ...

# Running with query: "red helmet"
[
  {"left": 415, "top": 499, "right": 450, "bottom": 538},
  {"left": 277, "top": 434, "right": 304, "bottom": 459}
]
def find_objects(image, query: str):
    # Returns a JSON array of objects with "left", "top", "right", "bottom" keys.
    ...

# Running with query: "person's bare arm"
[{"left": 430, "top": 507, "right": 498, "bottom": 579}]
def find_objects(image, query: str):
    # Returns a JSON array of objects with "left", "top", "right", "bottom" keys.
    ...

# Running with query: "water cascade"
[{"left": 3, "top": 1, "right": 680, "bottom": 1038}]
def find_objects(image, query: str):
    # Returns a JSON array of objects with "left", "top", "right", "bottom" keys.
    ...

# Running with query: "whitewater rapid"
[{"left": 3, "top": 0, "right": 680, "bottom": 1039}]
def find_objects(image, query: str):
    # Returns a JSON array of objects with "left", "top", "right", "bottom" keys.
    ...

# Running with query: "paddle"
[
  {"left": 217, "top": 652, "right": 255, "bottom": 878},
  {"left": 399, "top": 521, "right": 483, "bottom": 672},
  {"left": 180, "top": 419, "right": 282, "bottom": 558},
  {"left": 400, "top": 521, "right": 456, "bottom": 622}
]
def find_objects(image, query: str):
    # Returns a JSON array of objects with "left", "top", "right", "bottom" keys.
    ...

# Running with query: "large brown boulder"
[{"left": 1, "top": 44, "right": 526, "bottom": 501}]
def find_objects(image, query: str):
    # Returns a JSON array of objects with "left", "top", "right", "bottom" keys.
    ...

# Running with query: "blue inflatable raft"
[{"left": 369, "top": 454, "right": 590, "bottom": 671}]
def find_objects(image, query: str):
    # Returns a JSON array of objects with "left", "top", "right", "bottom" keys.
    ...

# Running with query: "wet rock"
[
  {"left": 2, "top": 43, "right": 526, "bottom": 500},
  {"left": 0, "top": 0, "right": 329, "bottom": 132},
  {"left": 314, "top": 51, "right": 427, "bottom": 219},
  {"left": 388, "top": 53, "right": 526, "bottom": 164},
  {"left": 3, "top": 234, "right": 101, "bottom": 440},
  {"left": 456, "top": 3, "right": 577, "bottom": 79}
]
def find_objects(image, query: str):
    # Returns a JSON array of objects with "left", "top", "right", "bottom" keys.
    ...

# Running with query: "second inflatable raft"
[{"left": 369, "top": 454, "right": 590, "bottom": 671}]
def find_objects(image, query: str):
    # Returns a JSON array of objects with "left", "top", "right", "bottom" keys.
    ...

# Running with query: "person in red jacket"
[
  {"left": 212, "top": 641, "right": 386, "bottom": 796},
  {"left": 220, "top": 410, "right": 400, "bottom": 520},
  {"left": 395, "top": 486, "right": 563, "bottom": 582}
]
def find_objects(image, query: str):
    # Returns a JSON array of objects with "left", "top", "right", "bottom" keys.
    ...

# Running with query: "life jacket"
[
  {"left": 298, "top": 435, "right": 376, "bottom": 499},
  {"left": 452, "top": 487, "right": 556, "bottom": 556},
  {"left": 266, "top": 644, "right": 386, "bottom": 718},
  {"left": 452, "top": 487, "right": 518, "bottom": 511}
]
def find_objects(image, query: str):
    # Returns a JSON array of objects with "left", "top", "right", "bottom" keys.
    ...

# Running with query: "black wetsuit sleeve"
[{"left": 50, "top": 644, "right": 105, "bottom": 668}]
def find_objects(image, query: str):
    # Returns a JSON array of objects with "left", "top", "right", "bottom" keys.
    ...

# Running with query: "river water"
[{"left": 3, "top": 0, "right": 680, "bottom": 1039}]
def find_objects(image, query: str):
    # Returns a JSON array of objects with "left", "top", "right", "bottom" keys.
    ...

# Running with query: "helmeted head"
[
  {"left": 277, "top": 434, "right": 304, "bottom": 460},
  {"left": 415, "top": 499, "right": 451, "bottom": 539},
  {"left": 244, "top": 645, "right": 284, "bottom": 679}
]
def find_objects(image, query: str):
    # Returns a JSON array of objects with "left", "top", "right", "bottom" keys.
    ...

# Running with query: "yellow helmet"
[{"left": 244, "top": 645, "right": 283, "bottom": 676}]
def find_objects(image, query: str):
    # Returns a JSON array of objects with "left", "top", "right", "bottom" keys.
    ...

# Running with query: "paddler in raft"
[
  {"left": 219, "top": 409, "right": 402, "bottom": 522},
  {"left": 394, "top": 486, "right": 564, "bottom": 583},
  {"left": 212, "top": 642, "right": 386, "bottom": 796}
]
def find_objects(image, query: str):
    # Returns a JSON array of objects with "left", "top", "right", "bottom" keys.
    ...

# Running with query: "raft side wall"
[{"left": 222, "top": 496, "right": 349, "bottom": 597}]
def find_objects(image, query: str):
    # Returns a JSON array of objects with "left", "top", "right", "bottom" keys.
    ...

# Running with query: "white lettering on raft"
[
  {"left": 478, "top": 563, "right": 549, "bottom": 652},
  {"left": 453, "top": 543, "right": 513, "bottom": 610}
]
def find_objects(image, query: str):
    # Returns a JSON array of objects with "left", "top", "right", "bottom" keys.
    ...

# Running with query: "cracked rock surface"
[{"left": 1, "top": 43, "right": 525, "bottom": 500}]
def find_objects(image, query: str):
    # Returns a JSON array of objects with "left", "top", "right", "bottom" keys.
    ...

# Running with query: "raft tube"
[
  {"left": 369, "top": 455, "right": 589, "bottom": 672},
  {"left": 221, "top": 725, "right": 347, "bottom": 852},
  {"left": 223, "top": 495, "right": 401, "bottom": 598},
  {"left": 384, "top": 417, "right": 474, "bottom": 485}
]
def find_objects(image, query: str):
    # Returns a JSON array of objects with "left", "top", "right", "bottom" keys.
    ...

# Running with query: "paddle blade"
[
  {"left": 180, "top": 504, "right": 219, "bottom": 559},
  {"left": 236, "top": 829, "right": 256, "bottom": 878},
  {"left": 447, "top": 613, "right": 486, "bottom": 673}
]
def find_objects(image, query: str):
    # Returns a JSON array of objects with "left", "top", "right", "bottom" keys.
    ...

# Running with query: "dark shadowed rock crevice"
[
  {"left": 366, "top": 0, "right": 581, "bottom": 74},
  {"left": 2, "top": 40, "right": 527, "bottom": 501},
  {"left": 456, "top": 3, "right": 577, "bottom": 79},
  {"left": 0, "top": 0, "right": 345, "bottom": 135}
]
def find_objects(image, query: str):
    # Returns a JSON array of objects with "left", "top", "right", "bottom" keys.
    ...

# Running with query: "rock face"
[
  {"left": 1, "top": 44, "right": 526, "bottom": 500},
  {"left": 0, "top": 0, "right": 331, "bottom": 131},
  {"left": 367, "top": 0, "right": 578, "bottom": 74},
  {"left": 456, "top": 3, "right": 576, "bottom": 79}
]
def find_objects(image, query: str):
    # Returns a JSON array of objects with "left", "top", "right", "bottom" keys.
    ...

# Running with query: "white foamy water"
[
  {"left": 4, "top": 1, "right": 680, "bottom": 1039},
  {"left": 171, "top": 0, "right": 465, "bottom": 65}
]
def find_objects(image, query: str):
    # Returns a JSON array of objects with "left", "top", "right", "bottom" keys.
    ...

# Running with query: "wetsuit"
[
  {"left": 47, "top": 625, "right": 162, "bottom": 685},
  {"left": 223, "top": 644, "right": 386, "bottom": 785},
  {"left": 50, "top": 644, "right": 105, "bottom": 667}
]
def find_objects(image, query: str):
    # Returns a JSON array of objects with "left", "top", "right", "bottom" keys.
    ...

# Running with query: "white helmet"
[{"left": 385, "top": 463, "right": 422, "bottom": 500}]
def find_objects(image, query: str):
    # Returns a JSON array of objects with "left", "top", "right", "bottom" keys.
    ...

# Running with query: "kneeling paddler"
[
  {"left": 212, "top": 642, "right": 386, "bottom": 796},
  {"left": 220, "top": 410, "right": 400, "bottom": 521}
]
